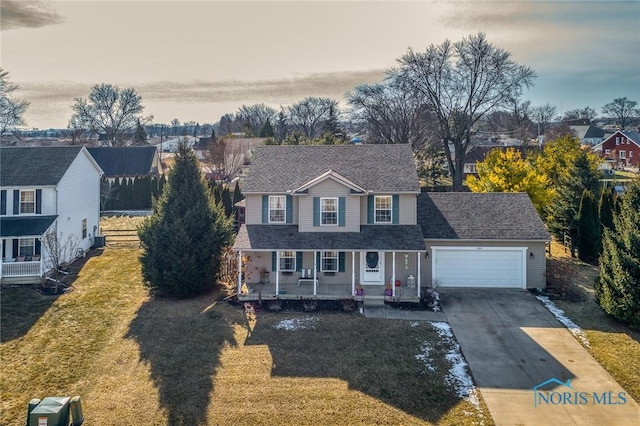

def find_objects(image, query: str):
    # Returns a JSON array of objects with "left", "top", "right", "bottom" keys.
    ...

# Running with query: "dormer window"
[
  {"left": 20, "top": 190, "right": 35, "bottom": 214},
  {"left": 269, "top": 195, "right": 285, "bottom": 223},
  {"left": 320, "top": 197, "right": 338, "bottom": 226},
  {"left": 375, "top": 195, "right": 392, "bottom": 223}
]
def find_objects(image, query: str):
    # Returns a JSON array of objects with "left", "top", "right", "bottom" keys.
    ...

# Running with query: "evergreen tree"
[
  {"left": 132, "top": 119, "right": 148, "bottom": 145},
  {"left": 111, "top": 177, "right": 122, "bottom": 209},
  {"left": 598, "top": 186, "right": 616, "bottom": 231},
  {"left": 232, "top": 181, "right": 243, "bottom": 205},
  {"left": 221, "top": 186, "right": 233, "bottom": 217},
  {"left": 259, "top": 118, "right": 275, "bottom": 137},
  {"left": 546, "top": 151, "right": 600, "bottom": 241},
  {"left": 138, "top": 142, "right": 233, "bottom": 298},
  {"left": 595, "top": 180, "right": 640, "bottom": 328},
  {"left": 277, "top": 107, "right": 287, "bottom": 141},
  {"left": 576, "top": 189, "right": 600, "bottom": 263}
]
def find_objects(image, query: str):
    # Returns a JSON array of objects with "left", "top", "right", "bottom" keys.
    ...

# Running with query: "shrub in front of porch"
[{"left": 138, "top": 143, "right": 233, "bottom": 298}]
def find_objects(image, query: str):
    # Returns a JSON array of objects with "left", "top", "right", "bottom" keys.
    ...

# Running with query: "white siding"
[
  {"left": 0, "top": 187, "right": 56, "bottom": 216},
  {"left": 55, "top": 150, "right": 102, "bottom": 258},
  {"left": 421, "top": 240, "right": 547, "bottom": 289}
]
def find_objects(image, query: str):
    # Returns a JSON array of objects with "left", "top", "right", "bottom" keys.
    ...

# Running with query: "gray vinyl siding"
[
  {"left": 244, "top": 194, "right": 263, "bottom": 225},
  {"left": 244, "top": 194, "right": 299, "bottom": 225},
  {"left": 359, "top": 193, "right": 417, "bottom": 225},
  {"left": 298, "top": 180, "right": 360, "bottom": 232},
  {"left": 420, "top": 240, "right": 547, "bottom": 289}
]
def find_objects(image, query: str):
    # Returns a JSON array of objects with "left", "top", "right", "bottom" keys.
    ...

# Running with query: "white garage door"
[{"left": 433, "top": 247, "right": 526, "bottom": 288}]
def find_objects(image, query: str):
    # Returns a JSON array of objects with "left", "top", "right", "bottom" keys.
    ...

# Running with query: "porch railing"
[{"left": 1, "top": 261, "right": 42, "bottom": 278}]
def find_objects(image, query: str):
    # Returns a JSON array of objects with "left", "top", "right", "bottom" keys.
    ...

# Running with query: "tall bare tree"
[
  {"left": 288, "top": 97, "right": 338, "bottom": 139},
  {"left": 397, "top": 33, "right": 536, "bottom": 190},
  {"left": 0, "top": 68, "right": 30, "bottom": 135},
  {"left": 236, "top": 104, "right": 278, "bottom": 137},
  {"left": 602, "top": 97, "right": 638, "bottom": 130},
  {"left": 531, "top": 103, "right": 558, "bottom": 138},
  {"left": 562, "top": 106, "right": 596, "bottom": 123},
  {"left": 347, "top": 76, "right": 427, "bottom": 150},
  {"left": 70, "top": 84, "right": 151, "bottom": 146}
]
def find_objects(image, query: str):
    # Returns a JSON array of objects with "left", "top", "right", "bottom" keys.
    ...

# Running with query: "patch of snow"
[
  {"left": 415, "top": 342, "right": 436, "bottom": 372},
  {"left": 410, "top": 321, "right": 421, "bottom": 327},
  {"left": 273, "top": 316, "right": 319, "bottom": 331},
  {"left": 431, "top": 321, "right": 480, "bottom": 409},
  {"left": 432, "top": 290, "right": 441, "bottom": 312},
  {"left": 535, "top": 295, "right": 590, "bottom": 347}
]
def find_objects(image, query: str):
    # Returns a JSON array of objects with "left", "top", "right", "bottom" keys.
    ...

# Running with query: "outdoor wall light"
[
  {"left": 425, "top": 252, "right": 430, "bottom": 259},
  {"left": 530, "top": 252, "right": 535, "bottom": 260}
]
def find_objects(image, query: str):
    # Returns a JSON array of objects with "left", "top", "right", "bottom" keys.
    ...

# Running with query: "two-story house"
[
  {"left": 232, "top": 144, "right": 426, "bottom": 301},
  {"left": 592, "top": 130, "right": 640, "bottom": 168},
  {"left": 234, "top": 144, "right": 550, "bottom": 301},
  {"left": 0, "top": 147, "right": 103, "bottom": 284}
]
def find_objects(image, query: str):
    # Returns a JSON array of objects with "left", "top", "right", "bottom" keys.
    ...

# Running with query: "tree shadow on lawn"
[
  {"left": 244, "top": 311, "right": 463, "bottom": 423},
  {"left": 126, "top": 292, "right": 243, "bottom": 426},
  {"left": 0, "top": 250, "right": 102, "bottom": 343},
  {"left": 0, "top": 287, "right": 58, "bottom": 342}
]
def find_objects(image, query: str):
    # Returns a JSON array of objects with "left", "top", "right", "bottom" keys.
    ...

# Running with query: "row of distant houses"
[{"left": 463, "top": 129, "right": 640, "bottom": 179}]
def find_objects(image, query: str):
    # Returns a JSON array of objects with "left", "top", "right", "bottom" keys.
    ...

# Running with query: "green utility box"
[{"left": 27, "top": 396, "right": 70, "bottom": 426}]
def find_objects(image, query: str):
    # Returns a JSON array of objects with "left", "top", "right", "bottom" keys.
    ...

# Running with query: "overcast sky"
[{"left": 2, "top": 0, "right": 639, "bottom": 130}]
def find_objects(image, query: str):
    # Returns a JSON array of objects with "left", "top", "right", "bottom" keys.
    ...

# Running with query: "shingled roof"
[
  {"left": 233, "top": 224, "right": 426, "bottom": 251},
  {"left": 418, "top": 192, "right": 550, "bottom": 240},
  {"left": 87, "top": 146, "right": 159, "bottom": 177},
  {"left": 0, "top": 216, "right": 57, "bottom": 237},
  {"left": 242, "top": 144, "right": 419, "bottom": 193},
  {"left": 0, "top": 146, "right": 84, "bottom": 186}
]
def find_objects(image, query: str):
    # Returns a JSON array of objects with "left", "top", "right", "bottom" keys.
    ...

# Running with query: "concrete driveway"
[{"left": 441, "top": 289, "right": 640, "bottom": 425}]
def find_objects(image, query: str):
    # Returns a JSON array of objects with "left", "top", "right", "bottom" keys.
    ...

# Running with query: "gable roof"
[
  {"left": 418, "top": 192, "right": 550, "bottom": 240},
  {"left": 593, "top": 130, "right": 640, "bottom": 150},
  {"left": 242, "top": 144, "right": 419, "bottom": 193},
  {"left": 292, "top": 169, "right": 366, "bottom": 194},
  {"left": 0, "top": 146, "right": 85, "bottom": 186},
  {"left": 87, "top": 146, "right": 159, "bottom": 177}
]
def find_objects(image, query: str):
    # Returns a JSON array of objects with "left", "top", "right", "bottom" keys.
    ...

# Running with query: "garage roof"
[{"left": 418, "top": 192, "right": 550, "bottom": 240}]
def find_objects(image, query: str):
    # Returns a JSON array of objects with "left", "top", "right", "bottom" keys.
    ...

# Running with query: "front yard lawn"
[
  {"left": 544, "top": 241, "right": 640, "bottom": 403},
  {"left": 1, "top": 247, "right": 489, "bottom": 425}
]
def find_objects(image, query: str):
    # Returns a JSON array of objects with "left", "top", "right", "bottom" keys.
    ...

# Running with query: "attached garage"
[
  {"left": 418, "top": 192, "right": 551, "bottom": 289},
  {"left": 432, "top": 247, "right": 526, "bottom": 288}
]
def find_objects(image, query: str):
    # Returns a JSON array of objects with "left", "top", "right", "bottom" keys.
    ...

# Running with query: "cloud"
[
  {"left": 19, "top": 69, "right": 387, "bottom": 128},
  {"left": 1, "top": 0, "right": 64, "bottom": 31}
]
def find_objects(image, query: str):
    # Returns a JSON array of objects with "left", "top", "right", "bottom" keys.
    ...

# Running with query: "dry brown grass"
[
  {"left": 544, "top": 240, "right": 640, "bottom": 403},
  {"left": 1, "top": 242, "right": 490, "bottom": 425}
]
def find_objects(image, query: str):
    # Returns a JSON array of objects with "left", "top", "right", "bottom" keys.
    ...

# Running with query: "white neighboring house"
[{"left": 0, "top": 146, "right": 103, "bottom": 284}]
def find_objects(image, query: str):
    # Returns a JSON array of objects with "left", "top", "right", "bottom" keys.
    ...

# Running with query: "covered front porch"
[
  {"left": 232, "top": 224, "right": 426, "bottom": 302},
  {"left": 0, "top": 216, "right": 56, "bottom": 284}
]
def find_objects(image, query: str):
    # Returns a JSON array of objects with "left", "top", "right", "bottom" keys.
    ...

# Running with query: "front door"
[{"left": 360, "top": 251, "right": 385, "bottom": 285}]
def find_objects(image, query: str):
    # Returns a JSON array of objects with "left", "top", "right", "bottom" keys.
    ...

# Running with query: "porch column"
[
  {"left": 351, "top": 251, "right": 355, "bottom": 296},
  {"left": 237, "top": 251, "right": 242, "bottom": 294},
  {"left": 392, "top": 251, "right": 396, "bottom": 298},
  {"left": 417, "top": 252, "right": 421, "bottom": 298},
  {"left": 275, "top": 251, "right": 280, "bottom": 295},
  {"left": 313, "top": 251, "right": 317, "bottom": 296}
]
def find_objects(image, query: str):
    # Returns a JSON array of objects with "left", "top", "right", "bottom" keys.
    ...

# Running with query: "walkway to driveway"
[{"left": 440, "top": 289, "right": 640, "bottom": 425}]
